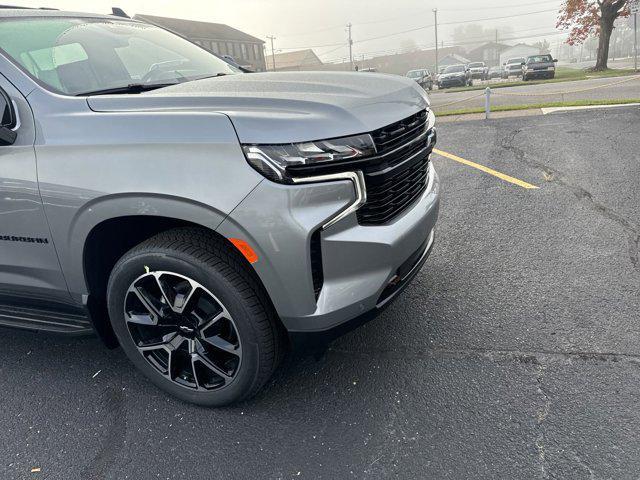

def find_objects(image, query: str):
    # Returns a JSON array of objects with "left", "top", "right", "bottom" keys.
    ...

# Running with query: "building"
[
  {"left": 271, "top": 49, "right": 323, "bottom": 71},
  {"left": 499, "top": 43, "right": 540, "bottom": 65},
  {"left": 315, "top": 47, "right": 465, "bottom": 76},
  {"left": 466, "top": 42, "right": 509, "bottom": 67},
  {"left": 438, "top": 53, "right": 471, "bottom": 69},
  {"left": 134, "top": 14, "right": 267, "bottom": 72}
]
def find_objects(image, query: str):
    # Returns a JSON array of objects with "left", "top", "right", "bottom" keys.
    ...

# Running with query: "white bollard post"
[{"left": 485, "top": 87, "right": 491, "bottom": 120}]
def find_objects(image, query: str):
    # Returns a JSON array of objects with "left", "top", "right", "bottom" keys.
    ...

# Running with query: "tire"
[{"left": 106, "top": 227, "right": 284, "bottom": 406}]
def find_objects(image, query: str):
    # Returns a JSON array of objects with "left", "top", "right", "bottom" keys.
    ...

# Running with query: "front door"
[{"left": 0, "top": 74, "right": 70, "bottom": 304}]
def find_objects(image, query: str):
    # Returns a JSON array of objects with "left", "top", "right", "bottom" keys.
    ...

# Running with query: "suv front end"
[
  {"left": 218, "top": 108, "right": 440, "bottom": 347},
  {"left": 0, "top": 9, "right": 441, "bottom": 404}
]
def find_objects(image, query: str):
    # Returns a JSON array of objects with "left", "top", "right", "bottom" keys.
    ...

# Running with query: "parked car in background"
[
  {"left": 502, "top": 57, "right": 525, "bottom": 78},
  {"left": 437, "top": 64, "right": 472, "bottom": 89},
  {"left": 0, "top": 8, "right": 440, "bottom": 407},
  {"left": 406, "top": 69, "right": 433, "bottom": 90},
  {"left": 488, "top": 66, "right": 503, "bottom": 79},
  {"left": 467, "top": 62, "right": 488, "bottom": 80},
  {"left": 522, "top": 54, "right": 557, "bottom": 81}
]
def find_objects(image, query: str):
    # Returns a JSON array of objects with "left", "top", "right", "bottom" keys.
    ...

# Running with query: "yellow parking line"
[{"left": 433, "top": 148, "right": 539, "bottom": 190}]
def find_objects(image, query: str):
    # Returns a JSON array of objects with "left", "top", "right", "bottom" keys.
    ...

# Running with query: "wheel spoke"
[
  {"left": 198, "top": 311, "right": 227, "bottom": 332},
  {"left": 138, "top": 332, "right": 181, "bottom": 351},
  {"left": 126, "top": 312, "right": 156, "bottom": 325},
  {"left": 152, "top": 274, "right": 174, "bottom": 310},
  {"left": 201, "top": 334, "right": 240, "bottom": 356},
  {"left": 128, "top": 286, "right": 164, "bottom": 323},
  {"left": 195, "top": 354, "right": 233, "bottom": 383},
  {"left": 174, "top": 284, "right": 199, "bottom": 314}
]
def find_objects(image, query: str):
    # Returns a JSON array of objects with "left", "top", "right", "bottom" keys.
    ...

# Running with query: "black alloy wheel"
[{"left": 124, "top": 271, "right": 242, "bottom": 391}]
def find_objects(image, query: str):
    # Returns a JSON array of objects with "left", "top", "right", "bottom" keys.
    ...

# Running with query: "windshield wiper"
[
  {"left": 75, "top": 82, "right": 178, "bottom": 96},
  {"left": 187, "top": 73, "right": 232, "bottom": 81}
]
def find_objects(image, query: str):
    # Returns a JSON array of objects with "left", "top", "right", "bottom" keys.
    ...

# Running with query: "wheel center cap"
[{"left": 173, "top": 315, "right": 199, "bottom": 339}]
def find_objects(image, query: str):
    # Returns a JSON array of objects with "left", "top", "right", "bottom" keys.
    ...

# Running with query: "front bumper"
[
  {"left": 524, "top": 69, "right": 555, "bottom": 78},
  {"left": 439, "top": 77, "right": 466, "bottom": 87},
  {"left": 217, "top": 162, "right": 440, "bottom": 337}
]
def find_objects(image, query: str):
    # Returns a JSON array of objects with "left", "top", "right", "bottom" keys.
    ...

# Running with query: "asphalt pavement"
[
  {"left": 1, "top": 106, "right": 640, "bottom": 479},
  {"left": 430, "top": 74, "right": 640, "bottom": 112}
]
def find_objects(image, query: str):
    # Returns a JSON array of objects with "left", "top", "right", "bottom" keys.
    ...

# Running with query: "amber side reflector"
[{"left": 229, "top": 238, "right": 259, "bottom": 264}]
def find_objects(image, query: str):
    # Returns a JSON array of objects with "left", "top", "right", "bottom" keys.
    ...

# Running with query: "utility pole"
[
  {"left": 635, "top": 11, "right": 638, "bottom": 71},
  {"left": 495, "top": 29, "right": 498, "bottom": 67},
  {"left": 347, "top": 23, "right": 354, "bottom": 71},
  {"left": 433, "top": 8, "right": 439, "bottom": 73},
  {"left": 267, "top": 35, "right": 276, "bottom": 71},
  {"left": 632, "top": 0, "right": 639, "bottom": 71}
]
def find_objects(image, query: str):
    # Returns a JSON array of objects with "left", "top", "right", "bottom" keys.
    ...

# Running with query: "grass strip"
[{"left": 436, "top": 98, "right": 640, "bottom": 117}]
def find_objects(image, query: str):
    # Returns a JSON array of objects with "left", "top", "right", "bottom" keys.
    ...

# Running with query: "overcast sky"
[{"left": 11, "top": 0, "right": 566, "bottom": 61}]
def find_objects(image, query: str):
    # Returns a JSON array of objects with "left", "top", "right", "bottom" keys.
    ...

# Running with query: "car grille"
[{"left": 357, "top": 110, "right": 435, "bottom": 226}]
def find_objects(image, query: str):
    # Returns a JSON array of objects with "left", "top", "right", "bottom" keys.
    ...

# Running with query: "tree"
[
  {"left": 533, "top": 40, "right": 552, "bottom": 54},
  {"left": 400, "top": 39, "right": 419, "bottom": 54},
  {"left": 557, "top": 0, "right": 630, "bottom": 70},
  {"left": 452, "top": 24, "right": 514, "bottom": 47}
]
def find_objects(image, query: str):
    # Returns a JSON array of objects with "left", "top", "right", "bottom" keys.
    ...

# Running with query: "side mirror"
[
  {"left": 521, "top": 62, "right": 525, "bottom": 66},
  {"left": 0, "top": 90, "right": 17, "bottom": 146},
  {"left": 553, "top": 58, "right": 558, "bottom": 63}
]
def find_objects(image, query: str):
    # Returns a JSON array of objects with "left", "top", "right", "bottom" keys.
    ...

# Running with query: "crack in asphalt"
[
  {"left": 498, "top": 128, "right": 640, "bottom": 273},
  {"left": 81, "top": 387, "right": 127, "bottom": 480},
  {"left": 535, "top": 364, "right": 550, "bottom": 480},
  {"left": 328, "top": 345, "right": 640, "bottom": 365}
]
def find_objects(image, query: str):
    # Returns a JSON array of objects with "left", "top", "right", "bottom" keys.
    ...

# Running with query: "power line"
[
  {"left": 439, "top": 0, "right": 560, "bottom": 11},
  {"left": 320, "top": 30, "right": 568, "bottom": 64},
  {"left": 279, "top": 8, "right": 559, "bottom": 53}
]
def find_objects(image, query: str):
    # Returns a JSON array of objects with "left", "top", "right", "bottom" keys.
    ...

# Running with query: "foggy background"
[{"left": 10, "top": 0, "right": 565, "bottom": 62}]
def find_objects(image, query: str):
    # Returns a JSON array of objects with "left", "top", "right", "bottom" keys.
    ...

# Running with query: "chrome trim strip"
[
  {"left": 425, "top": 161, "right": 435, "bottom": 195},
  {"left": 291, "top": 171, "right": 367, "bottom": 230}
]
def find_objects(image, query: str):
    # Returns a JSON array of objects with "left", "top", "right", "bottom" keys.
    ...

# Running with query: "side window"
[
  {"left": 0, "top": 88, "right": 17, "bottom": 146},
  {"left": 0, "top": 89, "right": 15, "bottom": 128}
]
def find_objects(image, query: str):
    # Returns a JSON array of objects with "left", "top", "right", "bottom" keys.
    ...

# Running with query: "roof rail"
[{"left": 0, "top": 5, "right": 58, "bottom": 9}]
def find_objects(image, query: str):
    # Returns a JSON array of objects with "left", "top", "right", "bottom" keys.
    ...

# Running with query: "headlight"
[{"left": 242, "top": 133, "right": 377, "bottom": 184}]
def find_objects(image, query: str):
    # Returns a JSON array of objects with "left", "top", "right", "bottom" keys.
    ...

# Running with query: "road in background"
[
  {"left": 1, "top": 107, "right": 640, "bottom": 479},
  {"left": 430, "top": 75, "right": 640, "bottom": 112}
]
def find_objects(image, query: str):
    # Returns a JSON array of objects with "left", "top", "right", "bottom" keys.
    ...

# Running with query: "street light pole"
[
  {"left": 433, "top": 8, "right": 439, "bottom": 73},
  {"left": 267, "top": 35, "right": 276, "bottom": 71}
]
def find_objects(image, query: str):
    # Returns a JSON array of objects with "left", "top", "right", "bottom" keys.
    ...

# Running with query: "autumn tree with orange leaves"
[{"left": 557, "top": 0, "right": 630, "bottom": 70}]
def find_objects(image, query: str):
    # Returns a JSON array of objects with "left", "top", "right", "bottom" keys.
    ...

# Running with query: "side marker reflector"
[{"left": 229, "top": 238, "right": 259, "bottom": 264}]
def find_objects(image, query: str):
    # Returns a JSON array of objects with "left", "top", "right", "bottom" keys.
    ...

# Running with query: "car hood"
[{"left": 86, "top": 72, "right": 429, "bottom": 144}]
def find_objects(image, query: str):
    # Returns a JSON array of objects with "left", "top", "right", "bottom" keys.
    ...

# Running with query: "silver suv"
[{"left": 0, "top": 9, "right": 440, "bottom": 406}]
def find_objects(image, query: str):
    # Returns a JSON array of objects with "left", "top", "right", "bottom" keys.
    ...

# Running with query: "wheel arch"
[{"left": 72, "top": 198, "right": 279, "bottom": 347}]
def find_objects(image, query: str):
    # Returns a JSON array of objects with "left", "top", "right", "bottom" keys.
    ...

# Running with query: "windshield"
[
  {"left": 444, "top": 65, "right": 465, "bottom": 73},
  {"left": 527, "top": 55, "right": 553, "bottom": 63},
  {"left": 507, "top": 58, "right": 525, "bottom": 65},
  {"left": 468, "top": 63, "right": 483, "bottom": 68},
  {"left": 0, "top": 17, "right": 240, "bottom": 95},
  {"left": 407, "top": 70, "right": 425, "bottom": 78}
]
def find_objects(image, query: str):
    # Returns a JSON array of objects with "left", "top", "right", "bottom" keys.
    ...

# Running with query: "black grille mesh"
[{"left": 358, "top": 110, "right": 433, "bottom": 226}]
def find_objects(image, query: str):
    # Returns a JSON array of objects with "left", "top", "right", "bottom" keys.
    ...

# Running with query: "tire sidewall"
[{"left": 108, "top": 250, "right": 265, "bottom": 406}]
